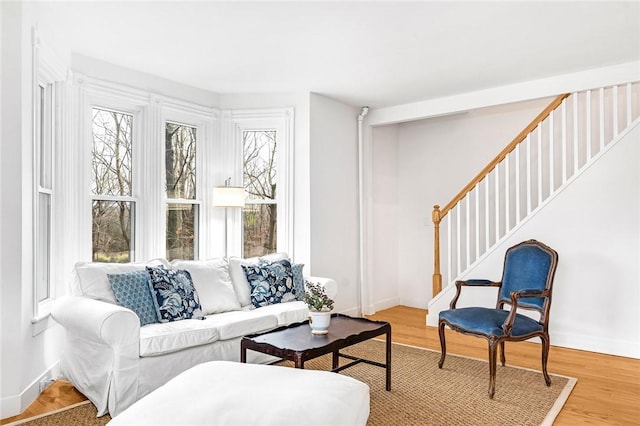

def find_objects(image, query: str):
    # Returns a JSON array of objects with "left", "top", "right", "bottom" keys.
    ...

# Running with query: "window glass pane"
[
  {"left": 92, "top": 200, "right": 133, "bottom": 263},
  {"left": 92, "top": 108, "right": 132, "bottom": 196},
  {"left": 166, "top": 203, "right": 197, "bottom": 260},
  {"left": 243, "top": 130, "right": 277, "bottom": 257},
  {"left": 165, "top": 122, "right": 196, "bottom": 199},
  {"left": 243, "top": 130, "right": 277, "bottom": 202},
  {"left": 243, "top": 203, "right": 277, "bottom": 258},
  {"left": 36, "top": 192, "right": 51, "bottom": 302},
  {"left": 38, "top": 84, "right": 53, "bottom": 189}
]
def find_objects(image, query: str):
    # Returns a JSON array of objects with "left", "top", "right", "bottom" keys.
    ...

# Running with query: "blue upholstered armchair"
[{"left": 438, "top": 239, "right": 559, "bottom": 398}]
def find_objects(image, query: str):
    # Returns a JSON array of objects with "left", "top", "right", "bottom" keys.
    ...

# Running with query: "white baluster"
[
  {"left": 613, "top": 85, "right": 619, "bottom": 136},
  {"left": 626, "top": 83, "right": 632, "bottom": 127},
  {"left": 573, "top": 93, "right": 579, "bottom": 173},
  {"left": 456, "top": 205, "right": 461, "bottom": 277},
  {"left": 505, "top": 152, "right": 510, "bottom": 232},
  {"left": 485, "top": 175, "right": 490, "bottom": 251},
  {"left": 599, "top": 87, "right": 605, "bottom": 151},
  {"left": 586, "top": 90, "right": 592, "bottom": 161},
  {"left": 465, "top": 193, "right": 470, "bottom": 270},
  {"left": 537, "top": 125, "right": 543, "bottom": 205},
  {"left": 549, "top": 112, "right": 555, "bottom": 194},
  {"left": 561, "top": 98, "right": 567, "bottom": 184},
  {"left": 447, "top": 214, "right": 451, "bottom": 285},
  {"left": 475, "top": 181, "right": 480, "bottom": 262},
  {"left": 495, "top": 165, "right": 500, "bottom": 242},
  {"left": 515, "top": 144, "right": 520, "bottom": 224},
  {"left": 526, "top": 133, "right": 532, "bottom": 215}
]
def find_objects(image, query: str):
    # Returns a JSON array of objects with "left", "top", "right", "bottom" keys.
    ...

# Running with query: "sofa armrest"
[
  {"left": 304, "top": 276, "right": 338, "bottom": 299},
  {"left": 52, "top": 295, "right": 140, "bottom": 346}
]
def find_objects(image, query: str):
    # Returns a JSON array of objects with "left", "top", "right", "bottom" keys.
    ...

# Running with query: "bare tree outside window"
[
  {"left": 165, "top": 122, "right": 197, "bottom": 260},
  {"left": 91, "top": 108, "right": 133, "bottom": 262},
  {"left": 243, "top": 130, "right": 277, "bottom": 257}
]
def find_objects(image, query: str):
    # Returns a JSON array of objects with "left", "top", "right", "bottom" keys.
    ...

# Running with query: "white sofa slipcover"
[{"left": 52, "top": 255, "right": 336, "bottom": 417}]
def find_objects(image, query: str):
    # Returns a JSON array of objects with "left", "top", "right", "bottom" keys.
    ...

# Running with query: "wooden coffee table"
[{"left": 241, "top": 313, "right": 391, "bottom": 390}]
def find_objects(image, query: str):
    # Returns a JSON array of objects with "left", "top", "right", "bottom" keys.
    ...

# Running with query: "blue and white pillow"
[
  {"left": 146, "top": 266, "right": 204, "bottom": 322},
  {"left": 108, "top": 270, "right": 159, "bottom": 326},
  {"left": 242, "top": 259, "right": 296, "bottom": 308},
  {"left": 291, "top": 263, "right": 305, "bottom": 301}
]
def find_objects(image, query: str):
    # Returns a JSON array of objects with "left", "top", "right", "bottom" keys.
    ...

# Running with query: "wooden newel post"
[{"left": 432, "top": 205, "right": 442, "bottom": 297}]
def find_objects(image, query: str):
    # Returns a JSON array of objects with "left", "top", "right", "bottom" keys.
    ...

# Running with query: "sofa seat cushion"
[
  {"left": 246, "top": 301, "right": 309, "bottom": 326},
  {"left": 202, "top": 310, "right": 278, "bottom": 341},
  {"left": 140, "top": 319, "right": 220, "bottom": 357},
  {"left": 139, "top": 311, "right": 279, "bottom": 357}
]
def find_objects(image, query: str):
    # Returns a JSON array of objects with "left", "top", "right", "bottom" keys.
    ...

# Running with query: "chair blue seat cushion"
[{"left": 439, "top": 307, "right": 543, "bottom": 337}]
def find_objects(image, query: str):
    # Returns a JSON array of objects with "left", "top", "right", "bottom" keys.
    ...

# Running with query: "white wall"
[
  {"left": 0, "top": 2, "right": 66, "bottom": 417},
  {"left": 429, "top": 124, "right": 640, "bottom": 358},
  {"left": 309, "top": 93, "right": 360, "bottom": 313},
  {"left": 370, "top": 124, "right": 400, "bottom": 311}
]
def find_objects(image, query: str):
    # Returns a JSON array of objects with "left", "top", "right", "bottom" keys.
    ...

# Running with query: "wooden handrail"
[{"left": 432, "top": 93, "right": 569, "bottom": 296}]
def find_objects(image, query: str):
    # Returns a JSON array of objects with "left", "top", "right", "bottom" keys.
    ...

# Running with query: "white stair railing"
[{"left": 432, "top": 82, "right": 640, "bottom": 297}]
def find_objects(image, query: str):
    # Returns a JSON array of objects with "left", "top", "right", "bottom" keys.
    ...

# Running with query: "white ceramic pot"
[{"left": 308, "top": 311, "right": 332, "bottom": 335}]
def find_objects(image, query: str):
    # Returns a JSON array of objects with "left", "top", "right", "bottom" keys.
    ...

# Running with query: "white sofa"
[{"left": 51, "top": 253, "right": 336, "bottom": 417}]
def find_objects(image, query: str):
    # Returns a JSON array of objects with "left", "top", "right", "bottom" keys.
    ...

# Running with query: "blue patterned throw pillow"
[
  {"left": 108, "top": 270, "right": 159, "bottom": 326},
  {"left": 242, "top": 259, "right": 296, "bottom": 308},
  {"left": 146, "top": 266, "right": 204, "bottom": 322},
  {"left": 291, "top": 263, "right": 305, "bottom": 301}
]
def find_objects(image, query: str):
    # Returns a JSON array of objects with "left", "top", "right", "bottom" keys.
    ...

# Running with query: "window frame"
[
  {"left": 31, "top": 29, "right": 67, "bottom": 327},
  {"left": 227, "top": 108, "right": 294, "bottom": 257},
  {"left": 163, "top": 119, "right": 201, "bottom": 260},
  {"left": 90, "top": 106, "right": 137, "bottom": 263}
]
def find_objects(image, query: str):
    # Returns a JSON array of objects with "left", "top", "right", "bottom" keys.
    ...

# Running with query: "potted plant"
[{"left": 304, "top": 280, "right": 335, "bottom": 335}]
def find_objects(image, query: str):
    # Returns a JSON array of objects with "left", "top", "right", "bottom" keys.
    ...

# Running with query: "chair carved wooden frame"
[{"left": 438, "top": 239, "right": 559, "bottom": 398}]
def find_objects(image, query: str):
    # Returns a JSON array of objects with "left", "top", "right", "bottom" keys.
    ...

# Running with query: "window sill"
[{"left": 31, "top": 300, "right": 55, "bottom": 336}]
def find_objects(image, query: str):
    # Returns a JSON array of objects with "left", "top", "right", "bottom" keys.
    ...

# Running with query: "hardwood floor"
[
  {"left": 367, "top": 306, "right": 640, "bottom": 426},
  {"left": 2, "top": 305, "right": 639, "bottom": 425}
]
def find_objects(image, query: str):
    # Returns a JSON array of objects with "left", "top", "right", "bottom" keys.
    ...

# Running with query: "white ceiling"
[{"left": 34, "top": 1, "right": 640, "bottom": 108}]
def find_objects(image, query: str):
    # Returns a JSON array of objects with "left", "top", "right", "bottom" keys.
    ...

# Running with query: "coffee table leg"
[
  {"left": 332, "top": 350, "right": 339, "bottom": 370},
  {"left": 386, "top": 328, "right": 392, "bottom": 391},
  {"left": 240, "top": 340, "right": 247, "bottom": 364}
]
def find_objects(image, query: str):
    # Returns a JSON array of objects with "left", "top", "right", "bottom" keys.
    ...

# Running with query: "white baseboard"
[
  {"left": 0, "top": 362, "right": 59, "bottom": 419},
  {"left": 552, "top": 331, "right": 640, "bottom": 359}
]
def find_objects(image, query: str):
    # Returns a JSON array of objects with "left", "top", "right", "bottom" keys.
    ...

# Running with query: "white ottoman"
[{"left": 108, "top": 361, "right": 370, "bottom": 426}]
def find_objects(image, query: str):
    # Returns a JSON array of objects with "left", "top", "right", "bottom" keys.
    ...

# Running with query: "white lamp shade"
[{"left": 212, "top": 186, "right": 246, "bottom": 207}]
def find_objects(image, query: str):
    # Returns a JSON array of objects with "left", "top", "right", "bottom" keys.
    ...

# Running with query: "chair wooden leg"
[
  {"left": 541, "top": 334, "right": 551, "bottom": 386},
  {"left": 438, "top": 320, "right": 447, "bottom": 368},
  {"left": 488, "top": 339, "right": 498, "bottom": 399},
  {"left": 499, "top": 341, "right": 506, "bottom": 366}
]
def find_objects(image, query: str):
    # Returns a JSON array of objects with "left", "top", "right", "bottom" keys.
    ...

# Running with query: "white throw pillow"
[
  {"left": 171, "top": 258, "right": 241, "bottom": 314},
  {"left": 74, "top": 258, "right": 169, "bottom": 304},
  {"left": 228, "top": 252, "right": 289, "bottom": 307}
]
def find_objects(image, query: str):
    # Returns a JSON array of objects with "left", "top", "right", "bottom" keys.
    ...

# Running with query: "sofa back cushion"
[
  {"left": 74, "top": 259, "right": 169, "bottom": 303},
  {"left": 228, "top": 252, "right": 289, "bottom": 307},
  {"left": 170, "top": 258, "right": 241, "bottom": 315}
]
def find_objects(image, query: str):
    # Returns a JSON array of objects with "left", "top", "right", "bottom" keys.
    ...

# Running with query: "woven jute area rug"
[{"left": 5, "top": 340, "right": 575, "bottom": 426}]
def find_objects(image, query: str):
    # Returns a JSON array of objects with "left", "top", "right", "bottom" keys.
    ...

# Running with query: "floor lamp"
[{"left": 212, "top": 178, "right": 246, "bottom": 258}]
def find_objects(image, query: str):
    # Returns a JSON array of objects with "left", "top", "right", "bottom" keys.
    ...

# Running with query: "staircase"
[{"left": 427, "top": 82, "right": 640, "bottom": 321}]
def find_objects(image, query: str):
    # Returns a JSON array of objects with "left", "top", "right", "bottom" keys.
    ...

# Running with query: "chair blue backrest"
[{"left": 498, "top": 242, "right": 555, "bottom": 312}]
